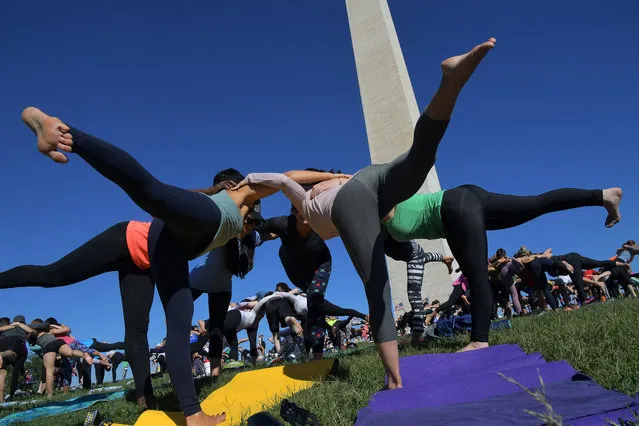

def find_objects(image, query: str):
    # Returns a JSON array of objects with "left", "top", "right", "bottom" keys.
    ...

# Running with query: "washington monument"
[{"left": 345, "top": 0, "right": 457, "bottom": 314}]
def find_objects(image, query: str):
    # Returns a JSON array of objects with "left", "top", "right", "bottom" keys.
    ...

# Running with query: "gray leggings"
[{"left": 331, "top": 114, "right": 449, "bottom": 343}]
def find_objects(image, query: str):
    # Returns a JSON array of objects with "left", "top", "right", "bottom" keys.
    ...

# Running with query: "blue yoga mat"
[{"left": 0, "top": 391, "right": 125, "bottom": 425}]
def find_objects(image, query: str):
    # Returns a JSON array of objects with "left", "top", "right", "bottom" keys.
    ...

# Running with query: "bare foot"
[
  {"left": 443, "top": 256, "right": 455, "bottom": 274},
  {"left": 185, "top": 411, "right": 226, "bottom": 426},
  {"left": 457, "top": 341, "right": 489, "bottom": 352},
  {"left": 386, "top": 376, "right": 403, "bottom": 390},
  {"left": 136, "top": 395, "right": 149, "bottom": 410},
  {"left": 441, "top": 38, "right": 496, "bottom": 88},
  {"left": 83, "top": 353, "right": 94, "bottom": 365},
  {"left": 21, "top": 106, "right": 73, "bottom": 164},
  {"left": 602, "top": 187, "right": 623, "bottom": 227},
  {"left": 210, "top": 366, "right": 220, "bottom": 377}
]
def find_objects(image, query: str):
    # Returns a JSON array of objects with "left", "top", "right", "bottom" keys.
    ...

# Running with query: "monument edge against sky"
[{"left": 345, "top": 0, "right": 458, "bottom": 315}]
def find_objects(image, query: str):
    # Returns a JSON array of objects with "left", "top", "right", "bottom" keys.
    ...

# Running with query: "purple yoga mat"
[
  {"left": 359, "top": 360, "right": 577, "bottom": 418},
  {"left": 569, "top": 404, "right": 639, "bottom": 426},
  {"left": 356, "top": 379, "right": 635, "bottom": 426},
  {"left": 394, "top": 344, "right": 536, "bottom": 389}
]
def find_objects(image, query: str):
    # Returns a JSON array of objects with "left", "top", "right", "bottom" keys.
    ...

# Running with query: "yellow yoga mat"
[{"left": 115, "top": 358, "right": 335, "bottom": 426}]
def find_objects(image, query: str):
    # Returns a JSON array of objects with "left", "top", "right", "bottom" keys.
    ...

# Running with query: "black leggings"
[
  {"left": 608, "top": 266, "right": 634, "bottom": 295},
  {"left": 291, "top": 259, "right": 331, "bottom": 355},
  {"left": 331, "top": 115, "right": 449, "bottom": 344},
  {"left": 329, "top": 317, "right": 353, "bottom": 348},
  {"left": 0, "top": 221, "right": 154, "bottom": 401},
  {"left": 441, "top": 185, "right": 603, "bottom": 342},
  {"left": 323, "top": 300, "right": 367, "bottom": 320},
  {"left": 266, "top": 299, "right": 295, "bottom": 333},
  {"left": 9, "top": 350, "right": 27, "bottom": 397},
  {"left": 69, "top": 127, "right": 224, "bottom": 416},
  {"left": 110, "top": 352, "right": 127, "bottom": 382},
  {"left": 552, "top": 253, "right": 615, "bottom": 302},
  {"left": 436, "top": 285, "right": 464, "bottom": 314},
  {"left": 193, "top": 290, "right": 232, "bottom": 370},
  {"left": 90, "top": 339, "right": 125, "bottom": 352}
]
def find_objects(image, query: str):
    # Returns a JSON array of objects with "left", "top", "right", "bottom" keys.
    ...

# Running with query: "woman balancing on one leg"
[
  {"left": 233, "top": 38, "right": 497, "bottom": 390},
  {"left": 236, "top": 38, "right": 624, "bottom": 389},
  {"left": 20, "top": 109, "right": 347, "bottom": 425},
  {"left": 0, "top": 171, "right": 240, "bottom": 410},
  {"left": 547, "top": 252, "right": 626, "bottom": 304}
]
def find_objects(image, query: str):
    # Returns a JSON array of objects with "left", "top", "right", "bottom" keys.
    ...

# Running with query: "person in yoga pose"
[
  {"left": 235, "top": 38, "right": 623, "bottom": 390},
  {"left": 189, "top": 168, "right": 265, "bottom": 377},
  {"left": 0, "top": 167, "right": 252, "bottom": 409},
  {"left": 27, "top": 319, "right": 95, "bottom": 398},
  {"left": 548, "top": 252, "right": 626, "bottom": 303},
  {"left": 383, "top": 241, "right": 454, "bottom": 344},
  {"left": 259, "top": 205, "right": 453, "bottom": 355},
  {"left": 0, "top": 317, "right": 35, "bottom": 402},
  {"left": 256, "top": 204, "right": 339, "bottom": 359},
  {"left": 233, "top": 38, "right": 497, "bottom": 388},
  {"left": 606, "top": 240, "right": 639, "bottom": 298},
  {"left": 487, "top": 248, "right": 553, "bottom": 315},
  {"left": 19, "top": 108, "right": 347, "bottom": 425},
  {"left": 0, "top": 315, "right": 33, "bottom": 400}
]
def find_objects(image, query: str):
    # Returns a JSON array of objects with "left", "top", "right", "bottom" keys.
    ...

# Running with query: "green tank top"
[
  {"left": 198, "top": 190, "right": 243, "bottom": 256},
  {"left": 383, "top": 191, "right": 446, "bottom": 241}
]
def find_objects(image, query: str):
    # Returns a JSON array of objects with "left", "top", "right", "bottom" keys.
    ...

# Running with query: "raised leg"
[
  {"left": 376, "top": 38, "right": 496, "bottom": 215},
  {"left": 21, "top": 107, "right": 221, "bottom": 239},
  {"left": 0, "top": 222, "right": 129, "bottom": 290},
  {"left": 473, "top": 186, "right": 622, "bottom": 230}
]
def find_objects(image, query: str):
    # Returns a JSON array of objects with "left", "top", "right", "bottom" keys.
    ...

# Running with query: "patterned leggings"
[
  {"left": 304, "top": 259, "right": 331, "bottom": 354},
  {"left": 384, "top": 238, "right": 443, "bottom": 335}
]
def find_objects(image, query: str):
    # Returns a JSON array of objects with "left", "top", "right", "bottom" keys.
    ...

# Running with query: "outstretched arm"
[
  {"left": 234, "top": 171, "right": 350, "bottom": 211},
  {"left": 49, "top": 324, "right": 70, "bottom": 336},
  {"left": 190, "top": 180, "right": 238, "bottom": 196}
]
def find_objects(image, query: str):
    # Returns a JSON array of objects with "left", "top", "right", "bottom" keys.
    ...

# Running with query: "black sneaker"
[{"left": 280, "top": 399, "right": 322, "bottom": 426}]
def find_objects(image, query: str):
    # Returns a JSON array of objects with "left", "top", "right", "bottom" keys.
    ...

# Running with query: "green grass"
[{"left": 4, "top": 299, "right": 639, "bottom": 425}]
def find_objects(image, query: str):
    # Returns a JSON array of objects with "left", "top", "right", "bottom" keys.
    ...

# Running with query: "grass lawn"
[{"left": 4, "top": 299, "right": 639, "bottom": 425}]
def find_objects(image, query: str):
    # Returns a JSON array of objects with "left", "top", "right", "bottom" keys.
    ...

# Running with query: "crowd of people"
[
  {"left": 396, "top": 241, "right": 639, "bottom": 337},
  {"left": 0, "top": 315, "right": 127, "bottom": 402},
  {"left": 0, "top": 37, "right": 629, "bottom": 425}
]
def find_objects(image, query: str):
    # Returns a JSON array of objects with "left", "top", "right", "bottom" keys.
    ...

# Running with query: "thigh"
[
  {"left": 208, "top": 292, "right": 232, "bottom": 331},
  {"left": 148, "top": 225, "right": 192, "bottom": 306},
  {"left": 266, "top": 304, "right": 282, "bottom": 333},
  {"left": 332, "top": 181, "right": 394, "bottom": 342},
  {"left": 119, "top": 269, "right": 155, "bottom": 336}
]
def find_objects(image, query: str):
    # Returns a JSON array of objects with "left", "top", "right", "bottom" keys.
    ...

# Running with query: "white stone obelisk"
[{"left": 345, "top": 0, "right": 457, "bottom": 315}]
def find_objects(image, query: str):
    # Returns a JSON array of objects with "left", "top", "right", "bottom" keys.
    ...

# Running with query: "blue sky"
[{"left": 1, "top": 1, "right": 637, "bottom": 384}]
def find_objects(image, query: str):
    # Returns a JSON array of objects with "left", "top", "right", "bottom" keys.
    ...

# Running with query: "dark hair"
[
  {"left": 0, "top": 317, "right": 9, "bottom": 326},
  {"left": 28, "top": 319, "right": 49, "bottom": 342},
  {"left": 225, "top": 233, "right": 257, "bottom": 279},
  {"left": 431, "top": 300, "right": 440, "bottom": 305},
  {"left": 625, "top": 240, "right": 636, "bottom": 246},
  {"left": 275, "top": 282, "right": 292, "bottom": 292},
  {"left": 213, "top": 168, "right": 245, "bottom": 185},
  {"left": 45, "top": 317, "right": 60, "bottom": 326},
  {"left": 264, "top": 291, "right": 274, "bottom": 297},
  {"left": 495, "top": 248, "right": 507, "bottom": 258}
]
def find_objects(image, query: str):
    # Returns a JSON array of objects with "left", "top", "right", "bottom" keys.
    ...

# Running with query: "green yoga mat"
[{"left": 0, "top": 391, "right": 124, "bottom": 425}]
